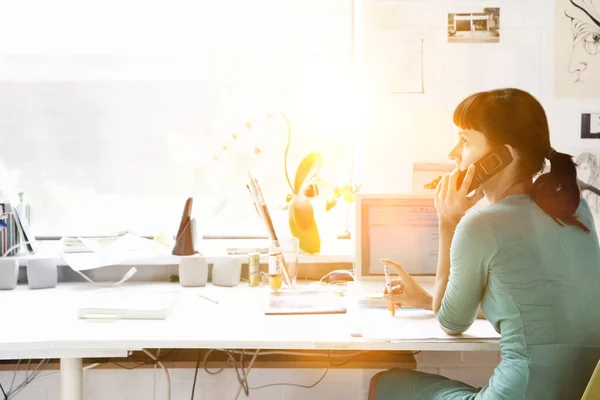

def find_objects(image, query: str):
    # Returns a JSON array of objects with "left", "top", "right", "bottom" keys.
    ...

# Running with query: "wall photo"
[
  {"left": 581, "top": 113, "right": 600, "bottom": 138},
  {"left": 448, "top": 7, "right": 500, "bottom": 43}
]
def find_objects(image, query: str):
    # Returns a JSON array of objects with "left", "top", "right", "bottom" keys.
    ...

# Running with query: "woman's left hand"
[{"left": 434, "top": 164, "right": 484, "bottom": 226}]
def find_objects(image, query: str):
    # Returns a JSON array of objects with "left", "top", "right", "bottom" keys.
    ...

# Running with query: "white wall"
[{"left": 356, "top": 0, "right": 600, "bottom": 194}]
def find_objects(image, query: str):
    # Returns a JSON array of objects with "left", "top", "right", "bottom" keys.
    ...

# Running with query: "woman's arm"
[
  {"left": 435, "top": 211, "right": 494, "bottom": 334},
  {"left": 432, "top": 222, "right": 488, "bottom": 320},
  {"left": 432, "top": 221, "right": 456, "bottom": 314}
]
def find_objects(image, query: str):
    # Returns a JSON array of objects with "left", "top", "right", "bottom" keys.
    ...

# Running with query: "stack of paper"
[
  {"left": 357, "top": 308, "right": 500, "bottom": 341},
  {"left": 78, "top": 288, "right": 180, "bottom": 319}
]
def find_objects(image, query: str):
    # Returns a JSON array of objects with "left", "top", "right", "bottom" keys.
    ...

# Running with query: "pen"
[
  {"left": 382, "top": 261, "right": 395, "bottom": 317},
  {"left": 197, "top": 292, "right": 219, "bottom": 304}
]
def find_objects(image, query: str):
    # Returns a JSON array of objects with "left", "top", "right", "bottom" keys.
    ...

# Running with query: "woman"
[{"left": 369, "top": 88, "right": 600, "bottom": 399}]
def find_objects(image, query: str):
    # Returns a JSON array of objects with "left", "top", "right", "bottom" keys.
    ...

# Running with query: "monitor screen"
[{"left": 358, "top": 196, "right": 439, "bottom": 277}]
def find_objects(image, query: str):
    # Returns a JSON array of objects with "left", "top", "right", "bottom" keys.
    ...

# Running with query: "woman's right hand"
[{"left": 381, "top": 259, "right": 433, "bottom": 310}]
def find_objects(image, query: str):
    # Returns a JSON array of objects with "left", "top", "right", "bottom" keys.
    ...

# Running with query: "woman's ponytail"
[{"left": 530, "top": 148, "right": 590, "bottom": 233}]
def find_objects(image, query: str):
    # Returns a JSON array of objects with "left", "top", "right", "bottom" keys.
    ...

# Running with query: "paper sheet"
[
  {"left": 60, "top": 234, "right": 170, "bottom": 271},
  {"left": 264, "top": 290, "right": 347, "bottom": 315},
  {"left": 357, "top": 308, "right": 500, "bottom": 341}
]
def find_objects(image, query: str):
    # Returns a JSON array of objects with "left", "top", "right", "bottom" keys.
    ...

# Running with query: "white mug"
[
  {"left": 212, "top": 257, "right": 242, "bottom": 287},
  {"left": 178, "top": 255, "right": 208, "bottom": 287},
  {"left": 26, "top": 258, "right": 57, "bottom": 289},
  {"left": 0, "top": 258, "right": 19, "bottom": 290}
]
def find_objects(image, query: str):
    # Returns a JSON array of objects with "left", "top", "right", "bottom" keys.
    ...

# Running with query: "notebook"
[
  {"left": 77, "top": 288, "right": 179, "bottom": 320},
  {"left": 263, "top": 290, "right": 347, "bottom": 315}
]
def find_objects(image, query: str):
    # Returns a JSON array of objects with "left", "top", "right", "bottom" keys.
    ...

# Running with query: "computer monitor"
[{"left": 354, "top": 194, "right": 439, "bottom": 281}]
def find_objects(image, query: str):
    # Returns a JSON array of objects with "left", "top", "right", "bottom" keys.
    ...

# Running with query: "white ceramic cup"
[
  {"left": 212, "top": 257, "right": 242, "bottom": 287},
  {"left": 26, "top": 258, "right": 58, "bottom": 289},
  {"left": 0, "top": 258, "right": 19, "bottom": 290},
  {"left": 178, "top": 255, "right": 208, "bottom": 287}
]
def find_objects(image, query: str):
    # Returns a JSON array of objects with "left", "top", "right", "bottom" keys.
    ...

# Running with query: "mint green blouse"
[{"left": 378, "top": 195, "right": 600, "bottom": 399}]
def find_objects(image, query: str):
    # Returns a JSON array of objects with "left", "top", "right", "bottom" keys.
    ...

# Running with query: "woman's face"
[{"left": 448, "top": 128, "right": 494, "bottom": 170}]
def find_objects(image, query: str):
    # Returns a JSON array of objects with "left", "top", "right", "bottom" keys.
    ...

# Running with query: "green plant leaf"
[
  {"left": 294, "top": 153, "right": 322, "bottom": 195},
  {"left": 289, "top": 205, "right": 321, "bottom": 254},
  {"left": 291, "top": 196, "right": 314, "bottom": 231}
]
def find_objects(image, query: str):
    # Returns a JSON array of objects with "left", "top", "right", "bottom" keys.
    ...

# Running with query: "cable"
[
  {"left": 153, "top": 349, "right": 161, "bottom": 400},
  {"left": 327, "top": 350, "right": 370, "bottom": 367},
  {"left": 142, "top": 349, "right": 171, "bottom": 400},
  {"left": 111, "top": 360, "right": 144, "bottom": 370},
  {"left": 8, "top": 360, "right": 21, "bottom": 393},
  {"left": 0, "top": 382, "right": 8, "bottom": 400},
  {"left": 202, "top": 350, "right": 249, "bottom": 396},
  {"left": 250, "top": 369, "right": 328, "bottom": 390},
  {"left": 233, "top": 349, "right": 259, "bottom": 400},
  {"left": 249, "top": 349, "right": 332, "bottom": 391},
  {"left": 228, "top": 349, "right": 369, "bottom": 359},
  {"left": 7, "top": 359, "right": 49, "bottom": 400},
  {"left": 200, "top": 349, "right": 369, "bottom": 398},
  {"left": 190, "top": 350, "right": 201, "bottom": 400},
  {"left": 20, "top": 363, "right": 100, "bottom": 384}
]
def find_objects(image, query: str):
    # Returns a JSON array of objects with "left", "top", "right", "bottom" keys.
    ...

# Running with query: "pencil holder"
[
  {"left": 178, "top": 255, "right": 208, "bottom": 287},
  {"left": 212, "top": 258, "right": 242, "bottom": 287},
  {"left": 0, "top": 258, "right": 19, "bottom": 290},
  {"left": 26, "top": 258, "right": 57, "bottom": 289}
]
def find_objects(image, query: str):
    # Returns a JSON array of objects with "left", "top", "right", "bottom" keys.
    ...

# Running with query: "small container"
[
  {"left": 178, "top": 255, "right": 208, "bottom": 287},
  {"left": 268, "top": 251, "right": 282, "bottom": 291},
  {"left": 0, "top": 258, "right": 19, "bottom": 290},
  {"left": 248, "top": 252, "right": 261, "bottom": 287}
]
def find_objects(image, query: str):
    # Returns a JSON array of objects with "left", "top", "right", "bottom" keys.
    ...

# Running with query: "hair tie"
[{"left": 545, "top": 147, "right": 557, "bottom": 160}]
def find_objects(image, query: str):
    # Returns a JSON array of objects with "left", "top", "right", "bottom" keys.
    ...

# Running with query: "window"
[{"left": 0, "top": 0, "right": 356, "bottom": 239}]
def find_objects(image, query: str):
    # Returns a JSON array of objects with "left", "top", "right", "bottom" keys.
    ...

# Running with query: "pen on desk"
[
  {"left": 197, "top": 292, "right": 219, "bottom": 304},
  {"left": 382, "top": 261, "right": 395, "bottom": 317}
]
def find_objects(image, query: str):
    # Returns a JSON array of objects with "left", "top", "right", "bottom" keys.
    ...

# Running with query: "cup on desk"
[
  {"left": 272, "top": 237, "right": 299, "bottom": 287},
  {"left": 178, "top": 255, "right": 208, "bottom": 287},
  {"left": 26, "top": 258, "right": 57, "bottom": 289},
  {"left": 212, "top": 257, "right": 242, "bottom": 287},
  {"left": 0, "top": 258, "right": 19, "bottom": 290}
]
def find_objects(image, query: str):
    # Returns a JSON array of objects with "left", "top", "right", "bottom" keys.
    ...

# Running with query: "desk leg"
[{"left": 60, "top": 358, "right": 83, "bottom": 400}]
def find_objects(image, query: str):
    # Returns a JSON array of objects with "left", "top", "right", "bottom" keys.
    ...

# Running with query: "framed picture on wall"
[
  {"left": 581, "top": 113, "right": 600, "bottom": 139},
  {"left": 447, "top": 7, "right": 500, "bottom": 43}
]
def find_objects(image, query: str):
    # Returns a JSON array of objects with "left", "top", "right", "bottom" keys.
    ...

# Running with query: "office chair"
[{"left": 582, "top": 359, "right": 600, "bottom": 400}]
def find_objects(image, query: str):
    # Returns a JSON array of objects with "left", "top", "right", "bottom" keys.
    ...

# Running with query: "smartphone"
[{"left": 457, "top": 145, "right": 513, "bottom": 193}]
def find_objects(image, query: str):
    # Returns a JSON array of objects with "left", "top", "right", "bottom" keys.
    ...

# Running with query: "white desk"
[{"left": 0, "top": 282, "right": 500, "bottom": 400}]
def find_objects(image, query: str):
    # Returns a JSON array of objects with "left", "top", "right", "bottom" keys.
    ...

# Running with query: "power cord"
[
  {"left": 250, "top": 349, "right": 368, "bottom": 390},
  {"left": 153, "top": 349, "right": 161, "bottom": 400},
  {"left": 249, "top": 351, "right": 331, "bottom": 391},
  {"left": 1, "top": 382, "right": 8, "bottom": 400},
  {"left": 5, "top": 359, "right": 50, "bottom": 400},
  {"left": 142, "top": 349, "right": 171, "bottom": 400},
  {"left": 200, "top": 349, "right": 371, "bottom": 398},
  {"left": 191, "top": 350, "right": 201, "bottom": 400},
  {"left": 202, "top": 349, "right": 250, "bottom": 396}
]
